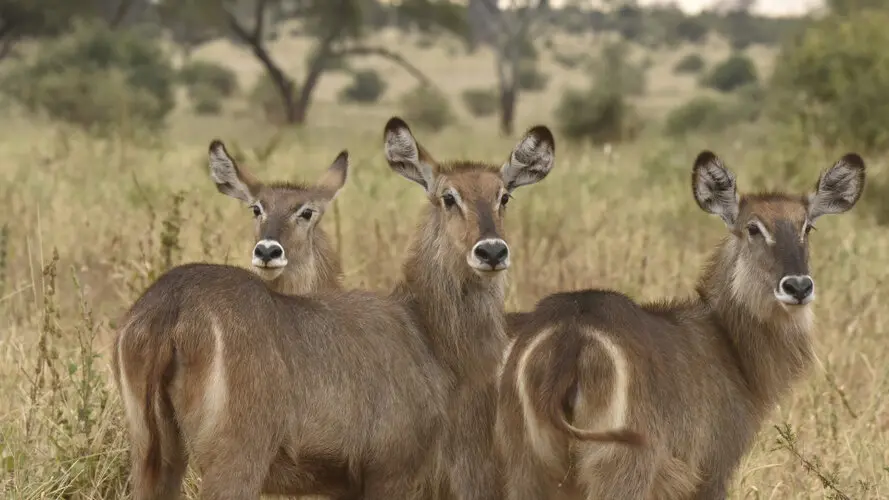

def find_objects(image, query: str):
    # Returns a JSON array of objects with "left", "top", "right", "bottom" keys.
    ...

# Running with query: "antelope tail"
[{"left": 518, "top": 325, "right": 645, "bottom": 447}]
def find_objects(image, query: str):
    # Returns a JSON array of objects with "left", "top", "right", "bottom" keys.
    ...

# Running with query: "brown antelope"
[
  {"left": 208, "top": 140, "right": 346, "bottom": 295},
  {"left": 496, "top": 151, "right": 866, "bottom": 499},
  {"left": 113, "top": 117, "right": 555, "bottom": 500}
]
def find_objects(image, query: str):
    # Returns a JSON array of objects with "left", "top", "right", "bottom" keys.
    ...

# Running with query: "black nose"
[
  {"left": 473, "top": 240, "right": 509, "bottom": 268},
  {"left": 780, "top": 275, "right": 814, "bottom": 302},
  {"left": 253, "top": 242, "right": 284, "bottom": 263}
]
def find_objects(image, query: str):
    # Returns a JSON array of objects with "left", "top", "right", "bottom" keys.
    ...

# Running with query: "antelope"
[
  {"left": 113, "top": 116, "right": 555, "bottom": 500},
  {"left": 496, "top": 151, "right": 866, "bottom": 499},
  {"left": 208, "top": 140, "right": 347, "bottom": 295}
]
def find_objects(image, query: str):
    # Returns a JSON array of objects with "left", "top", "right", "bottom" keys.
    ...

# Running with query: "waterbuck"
[
  {"left": 208, "top": 140, "right": 347, "bottom": 295},
  {"left": 113, "top": 117, "right": 555, "bottom": 499},
  {"left": 496, "top": 151, "right": 865, "bottom": 499}
]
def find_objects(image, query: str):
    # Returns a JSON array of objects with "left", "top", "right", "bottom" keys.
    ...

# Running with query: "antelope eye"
[
  {"left": 500, "top": 193, "right": 510, "bottom": 206},
  {"left": 442, "top": 193, "right": 457, "bottom": 208},
  {"left": 299, "top": 208, "right": 314, "bottom": 221},
  {"left": 804, "top": 223, "right": 816, "bottom": 235},
  {"left": 746, "top": 224, "right": 761, "bottom": 237},
  {"left": 251, "top": 205, "right": 262, "bottom": 217}
]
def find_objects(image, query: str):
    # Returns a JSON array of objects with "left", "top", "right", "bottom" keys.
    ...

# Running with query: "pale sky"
[{"left": 637, "top": 0, "right": 822, "bottom": 16}]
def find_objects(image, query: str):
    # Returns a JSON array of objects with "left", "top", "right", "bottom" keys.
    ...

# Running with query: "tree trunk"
[
  {"left": 292, "top": 30, "right": 340, "bottom": 125},
  {"left": 499, "top": 83, "right": 516, "bottom": 136}
]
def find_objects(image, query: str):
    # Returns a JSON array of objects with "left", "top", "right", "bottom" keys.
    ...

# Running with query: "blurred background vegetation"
[{"left": 1, "top": 0, "right": 888, "bottom": 498}]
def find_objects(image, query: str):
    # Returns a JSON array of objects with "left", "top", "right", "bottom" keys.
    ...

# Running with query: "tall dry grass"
[{"left": 0, "top": 63, "right": 887, "bottom": 499}]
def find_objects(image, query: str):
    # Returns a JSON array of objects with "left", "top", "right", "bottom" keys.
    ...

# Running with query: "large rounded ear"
[
  {"left": 808, "top": 153, "right": 866, "bottom": 221},
  {"left": 208, "top": 140, "right": 261, "bottom": 203},
  {"left": 315, "top": 150, "right": 349, "bottom": 203},
  {"left": 383, "top": 117, "right": 437, "bottom": 193},
  {"left": 691, "top": 150, "right": 739, "bottom": 227},
  {"left": 501, "top": 125, "right": 555, "bottom": 192}
]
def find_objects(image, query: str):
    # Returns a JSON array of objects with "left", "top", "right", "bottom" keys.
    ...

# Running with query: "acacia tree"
[
  {"left": 158, "top": 0, "right": 462, "bottom": 125},
  {"left": 0, "top": 0, "right": 145, "bottom": 59},
  {"left": 468, "top": 0, "right": 547, "bottom": 135}
]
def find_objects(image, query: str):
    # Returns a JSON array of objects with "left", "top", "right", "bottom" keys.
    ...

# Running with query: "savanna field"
[{"left": 1, "top": 15, "right": 888, "bottom": 499}]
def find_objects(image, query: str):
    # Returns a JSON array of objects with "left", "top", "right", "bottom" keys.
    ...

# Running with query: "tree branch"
[
  {"left": 108, "top": 0, "right": 138, "bottom": 29},
  {"left": 0, "top": 20, "right": 19, "bottom": 61},
  {"left": 334, "top": 45, "right": 440, "bottom": 92},
  {"left": 253, "top": 0, "right": 269, "bottom": 40},
  {"left": 223, "top": 5, "right": 293, "bottom": 97}
]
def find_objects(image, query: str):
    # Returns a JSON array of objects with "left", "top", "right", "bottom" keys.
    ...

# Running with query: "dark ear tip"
[
  {"left": 693, "top": 150, "right": 719, "bottom": 169},
  {"left": 209, "top": 139, "right": 226, "bottom": 154},
  {"left": 527, "top": 125, "right": 555, "bottom": 151},
  {"left": 840, "top": 152, "right": 866, "bottom": 170},
  {"left": 336, "top": 149, "right": 349, "bottom": 161},
  {"left": 384, "top": 116, "right": 410, "bottom": 135}
]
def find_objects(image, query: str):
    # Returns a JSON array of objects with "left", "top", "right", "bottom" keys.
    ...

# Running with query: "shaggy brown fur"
[
  {"left": 496, "top": 151, "right": 866, "bottom": 500},
  {"left": 207, "top": 140, "right": 347, "bottom": 295},
  {"left": 113, "top": 117, "right": 556, "bottom": 499}
]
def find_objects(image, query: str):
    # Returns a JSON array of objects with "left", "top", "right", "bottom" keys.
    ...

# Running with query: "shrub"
[
  {"left": 553, "top": 51, "right": 585, "bottom": 69},
  {"left": 178, "top": 60, "right": 239, "bottom": 97},
  {"left": 1, "top": 21, "right": 175, "bottom": 134},
  {"left": 588, "top": 41, "right": 647, "bottom": 96},
  {"left": 189, "top": 84, "right": 224, "bottom": 115},
  {"left": 768, "top": 8, "right": 889, "bottom": 151},
  {"left": 664, "top": 96, "right": 735, "bottom": 136},
  {"left": 517, "top": 63, "right": 549, "bottom": 92},
  {"left": 338, "top": 69, "right": 387, "bottom": 104},
  {"left": 400, "top": 85, "right": 454, "bottom": 132},
  {"left": 461, "top": 88, "right": 498, "bottom": 117},
  {"left": 673, "top": 53, "right": 705, "bottom": 74},
  {"left": 554, "top": 84, "right": 640, "bottom": 145},
  {"left": 674, "top": 16, "right": 709, "bottom": 44},
  {"left": 702, "top": 53, "right": 758, "bottom": 93}
]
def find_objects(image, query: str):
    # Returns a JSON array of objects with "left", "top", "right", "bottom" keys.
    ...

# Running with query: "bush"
[
  {"left": 400, "top": 85, "right": 454, "bottom": 132},
  {"left": 179, "top": 60, "right": 239, "bottom": 97},
  {"left": 588, "top": 41, "right": 647, "bottom": 96},
  {"left": 517, "top": 63, "right": 549, "bottom": 92},
  {"left": 702, "top": 53, "right": 758, "bottom": 92},
  {"left": 664, "top": 96, "right": 735, "bottom": 136},
  {"left": 673, "top": 53, "right": 705, "bottom": 74},
  {"left": 189, "top": 84, "right": 224, "bottom": 115},
  {"left": 338, "top": 69, "right": 387, "bottom": 104},
  {"left": 674, "top": 17, "right": 709, "bottom": 44},
  {"left": 552, "top": 52, "right": 585, "bottom": 69},
  {"left": 554, "top": 85, "right": 640, "bottom": 145},
  {"left": 1, "top": 22, "right": 175, "bottom": 134},
  {"left": 768, "top": 8, "right": 889, "bottom": 151},
  {"left": 461, "top": 88, "right": 498, "bottom": 117}
]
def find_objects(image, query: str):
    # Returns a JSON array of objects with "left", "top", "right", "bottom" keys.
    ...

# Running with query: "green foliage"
[
  {"left": 769, "top": 8, "right": 889, "bottom": 151},
  {"left": 555, "top": 41, "right": 645, "bottom": 145},
  {"left": 0, "top": 21, "right": 175, "bottom": 134},
  {"left": 674, "top": 16, "right": 709, "bottom": 44},
  {"left": 461, "top": 87, "right": 498, "bottom": 117},
  {"left": 517, "top": 63, "right": 549, "bottom": 92},
  {"left": 554, "top": 85, "right": 639, "bottom": 145},
  {"left": 400, "top": 85, "right": 454, "bottom": 132},
  {"left": 188, "top": 84, "right": 224, "bottom": 115},
  {"left": 178, "top": 60, "right": 239, "bottom": 97},
  {"left": 701, "top": 53, "right": 758, "bottom": 93},
  {"left": 673, "top": 53, "right": 705, "bottom": 74},
  {"left": 664, "top": 96, "right": 741, "bottom": 136},
  {"left": 338, "top": 69, "right": 387, "bottom": 104},
  {"left": 588, "top": 41, "right": 647, "bottom": 96},
  {"left": 552, "top": 51, "right": 585, "bottom": 69}
]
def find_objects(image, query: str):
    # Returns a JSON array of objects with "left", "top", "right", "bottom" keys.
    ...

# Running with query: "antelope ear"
[
  {"left": 315, "top": 150, "right": 349, "bottom": 203},
  {"left": 691, "top": 150, "right": 739, "bottom": 227},
  {"left": 808, "top": 153, "right": 866, "bottom": 221},
  {"left": 209, "top": 139, "right": 261, "bottom": 203},
  {"left": 501, "top": 125, "right": 555, "bottom": 192},
  {"left": 383, "top": 117, "right": 437, "bottom": 193}
]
